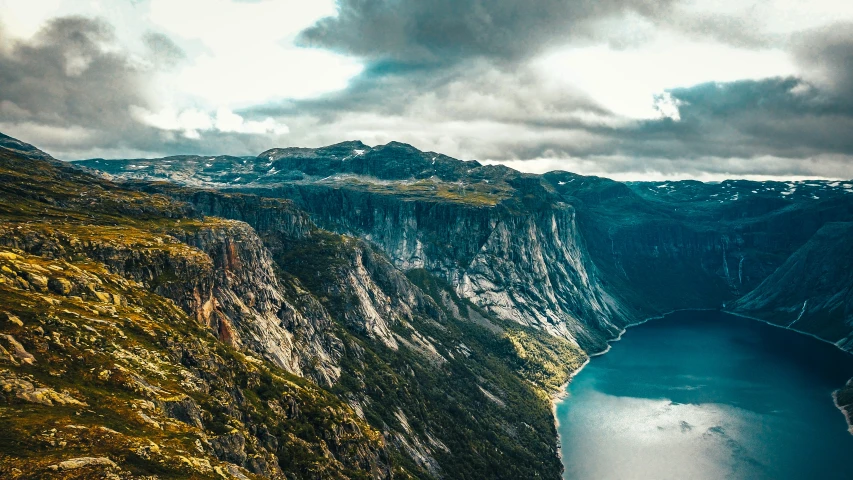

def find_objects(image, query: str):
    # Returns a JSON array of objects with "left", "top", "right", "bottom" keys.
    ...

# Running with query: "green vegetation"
[
  {"left": 271, "top": 235, "right": 579, "bottom": 479},
  {"left": 326, "top": 177, "right": 512, "bottom": 207},
  {"left": 0, "top": 148, "right": 388, "bottom": 478}
]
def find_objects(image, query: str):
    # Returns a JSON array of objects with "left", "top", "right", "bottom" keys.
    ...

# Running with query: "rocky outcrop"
[
  {"left": 168, "top": 221, "right": 344, "bottom": 386},
  {"left": 0, "top": 246, "right": 391, "bottom": 479},
  {"left": 0, "top": 209, "right": 344, "bottom": 386}
]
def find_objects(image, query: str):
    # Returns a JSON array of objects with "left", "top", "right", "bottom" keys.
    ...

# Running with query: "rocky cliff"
[
  {"left": 730, "top": 222, "right": 853, "bottom": 349},
  {"left": 2, "top": 136, "right": 589, "bottom": 479},
  {"left": 246, "top": 183, "right": 629, "bottom": 352}
]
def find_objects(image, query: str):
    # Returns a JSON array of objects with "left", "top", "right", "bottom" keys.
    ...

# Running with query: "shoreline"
[
  {"left": 551, "top": 307, "right": 853, "bottom": 462},
  {"left": 721, "top": 309, "right": 853, "bottom": 430},
  {"left": 551, "top": 308, "right": 716, "bottom": 458},
  {"left": 832, "top": 389, "right": 853, "bottom": 435}
]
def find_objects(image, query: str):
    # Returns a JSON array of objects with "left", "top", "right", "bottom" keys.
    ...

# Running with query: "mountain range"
[{"left": 0, "top": 131, "right": 851, "bottom": 479}]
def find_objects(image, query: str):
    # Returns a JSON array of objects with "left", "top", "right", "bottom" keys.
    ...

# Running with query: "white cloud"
[
  {"left": 214, "top": 108, "right": 290, "bottom": 135},
  {"left": 653, "top": 92, "right": 685, "bottom": 121},
  {"left": 146, "top": 0, "right": 363, "bottom": 107},
  {"left": 0, "top": 0, "right": 363, "bottom": 108},
  {"left": 676, "top": 0, "right": 853, "bottom": 37},
  {"left": 536, "top": 33, "right": 796, "bottom": 120},
  {"left": 131, "top": 106, "right": 288, "bottom": 139}
]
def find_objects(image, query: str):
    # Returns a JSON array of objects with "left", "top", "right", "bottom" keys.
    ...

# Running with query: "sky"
[{"left": 1, "top": 1, "right": 853, "bottom": 180}]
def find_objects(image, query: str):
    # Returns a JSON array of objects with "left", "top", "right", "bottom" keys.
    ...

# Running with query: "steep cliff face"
[
  {"left": 0, "top": 211, "right": 344, "bottom": 388},
  {"left": 545, "top": 172, "right": 853, "bottom": 316},
  {"left": 168, "top": 222, "right": 345, "bottom": 386},
  {"left": 731, "top": 222, "right": 853, "bottom": 350},
  {"left": 78, "top": 141, "right": 853, "bottom": 353},
  {"left": 0, "top": 245, "right": 392, "bottom": 480},
  {"left": 240, "top": 184, "right": 630, "bottom": 353},
  {"left": 78, "top": 142, "right": 637, "bottom": 351}
]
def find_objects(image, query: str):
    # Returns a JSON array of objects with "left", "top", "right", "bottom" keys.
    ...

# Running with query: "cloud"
[
  {"left": 131, "top": 106, "right": 290, "bottom": 139},
  {"left": 146, "top": 0, "right": 363, "bottom": 106},
  {"left": 296, "top": 0, "right": 840, "bottom": 65},
  {"left": 790, "top": 22, "right": 853, "bottom": 97},
  {"left": 297, "top": 0, "right": 674, "bottom": 65},
  {"left": 0, "top": 14, "right": 292, "bottom": 159},
  {"left": 142, "top": 31, "right": 186, "bottom": 68},
  {"left": 0, "top": 16, "right": 147, "bottom": 136}
]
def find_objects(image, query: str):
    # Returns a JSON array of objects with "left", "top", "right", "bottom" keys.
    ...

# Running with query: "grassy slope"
[
  {"left": 1, "top": 141, "right": 589, "bottom": 479},
  {"left": 0, "top": 148, "right": 387, "bottom": 479}
]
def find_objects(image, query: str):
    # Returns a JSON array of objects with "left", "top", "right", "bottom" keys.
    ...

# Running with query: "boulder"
[{"left": 162, "top": 396, "right": 204, "bottom": 429}]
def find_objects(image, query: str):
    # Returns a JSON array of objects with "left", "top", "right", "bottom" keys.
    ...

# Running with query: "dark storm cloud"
[
  {"left": 595, "top": 25, "right": 853, "bottom": 170},
  {"left": 0, "top": 16, "right": 146, "bottom": 132},
  {"left": 251, "top": 58, "right": 608, "bottom": 126},
  {"left": 486, "top": 77, "right": 853, "bottom": 160},
  {"left": 657, "top": 10, "right": 778, "bottom": 49},
  {"left": 298, "top": 0, "right": 674, "bottom": 65},
  {"left": 791, "top": 22, "right": 853, "bottom": 97}
]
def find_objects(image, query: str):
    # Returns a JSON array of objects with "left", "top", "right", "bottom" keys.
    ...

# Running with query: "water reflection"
[{"left": 556, "top": 311, "right": 853, "bottom": 480}]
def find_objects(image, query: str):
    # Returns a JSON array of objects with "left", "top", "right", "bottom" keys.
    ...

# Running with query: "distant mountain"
[
  {"left": 75, "top": 140, "right": 853, "bottom": 347},
  {"left": 0, "top": 132, "right": 55, "bottom": 160}
]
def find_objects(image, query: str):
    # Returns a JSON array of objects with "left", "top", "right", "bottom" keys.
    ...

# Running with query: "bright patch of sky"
[
  {"left": 0, "top": 0, "right": 363, "bottom": 131},
  {"left": 536, "top": 33, "right": 795, "bottom": 120}
]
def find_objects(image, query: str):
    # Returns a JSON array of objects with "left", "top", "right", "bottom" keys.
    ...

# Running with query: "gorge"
[{"left": 1, "top": 132, "right": 851, "bottom": 479}]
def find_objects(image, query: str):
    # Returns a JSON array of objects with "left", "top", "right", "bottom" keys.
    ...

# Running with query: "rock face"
[
  {"left": 255, "top": 184, "right": 628, "bottom": 352},
  {"left": 547, "top": 172, "right": 853, "bottom": 319},
  {"left": 731, "top": 222, "right": 853, "bottom": 349},
  {"left": 169, "top": 221, "right": 344, "bottom": 386},
  {"left": 80, "top": 141, "right": 853, "bottom": 355}
]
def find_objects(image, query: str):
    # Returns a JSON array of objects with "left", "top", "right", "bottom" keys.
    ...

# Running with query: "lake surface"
[{"left": 556, "top": 310, "right": 853, "bottom": 480}]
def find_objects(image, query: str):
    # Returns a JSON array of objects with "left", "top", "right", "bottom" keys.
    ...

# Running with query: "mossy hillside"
[
  {"left": 0, "top": 146, "right": 393, "bottom": 478},
  {"left": 6, "top": 144, "right": 570, "bottom": 478},
  {"left": 0, "top": 248, "right": 386, "bottom": 479}
]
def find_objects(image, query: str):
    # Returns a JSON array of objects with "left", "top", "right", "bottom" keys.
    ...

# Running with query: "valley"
[{"left": 0, "top": 132, "right": 851, "bottom": 479}]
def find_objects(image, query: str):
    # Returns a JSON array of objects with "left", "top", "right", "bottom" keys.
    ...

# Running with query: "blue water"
[{"left": 556, "top": 311, "right": 853, "bottom": 480}]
